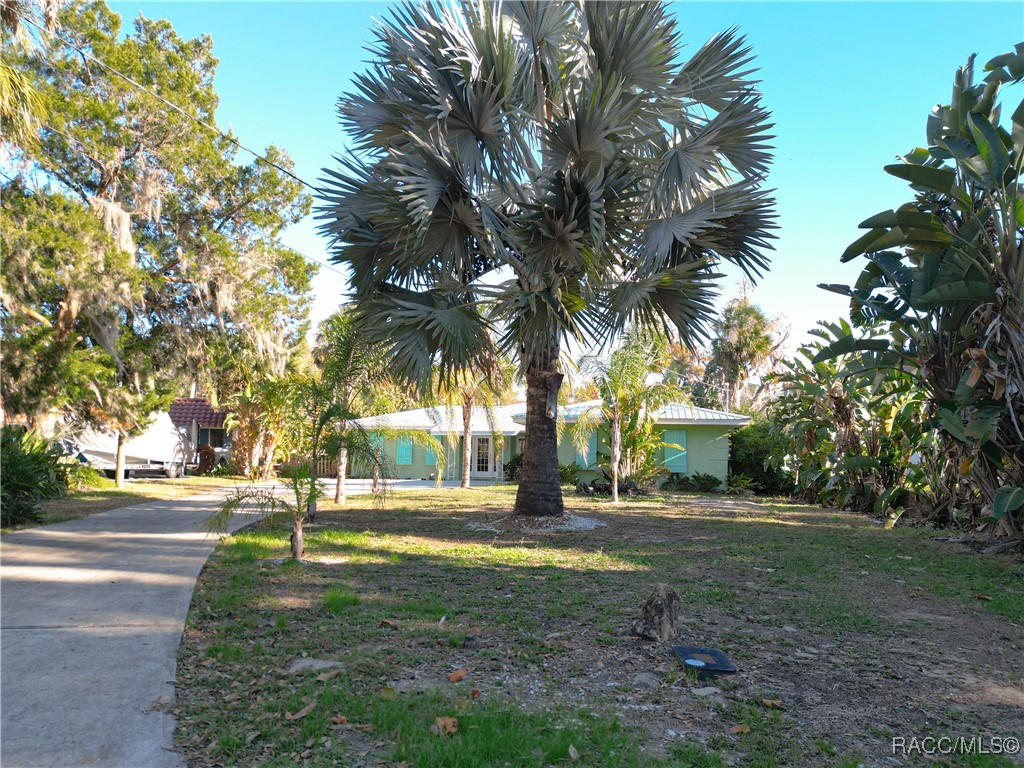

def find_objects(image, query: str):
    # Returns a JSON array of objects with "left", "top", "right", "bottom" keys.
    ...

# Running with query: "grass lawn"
[
  {"left": 176, "top": 486, "right": 1024, "bottom": 767},
  {"left": 13, "top": 474, "right": 248, "bottom": 529}
]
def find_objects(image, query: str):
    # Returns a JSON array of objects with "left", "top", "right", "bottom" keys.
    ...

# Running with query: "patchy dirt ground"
[{"left": 176, "top": 488, "right": 1024, "bottom": 767}]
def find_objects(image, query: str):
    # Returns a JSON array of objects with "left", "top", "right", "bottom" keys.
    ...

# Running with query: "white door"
[{"left": 471, "top": 436, "right": 493, "bottom": 478}]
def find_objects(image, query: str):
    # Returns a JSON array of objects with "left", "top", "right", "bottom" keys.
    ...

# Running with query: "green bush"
[
  {"left": 210, "top": 462, "right": 237, "bottom": 478},
  {"left": 726, "top": 471, "right": 759, "bottom": 495},
  {"left": 504, "top": 453, "right": 522, "bottom": 482},
  {"left": 691, "top": 472, "right": 722, "bottom": 492},
  {"left": 661, "top": 473, "right": 694, "bottom": 492},
  {"left": 64, "top": 461, "right": 107, "bottom": 490},
  {"left": 729, "top": 422, "right": 794, "bottom": 496},
  {"left": 558, "top": 462, "right": 580, "bottom": 485},
  {"left": 1, "top": 426, "right": 68, "bottom": 526}
]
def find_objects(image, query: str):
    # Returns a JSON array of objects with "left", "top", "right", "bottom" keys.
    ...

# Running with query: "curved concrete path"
[
  {"left": 0, "top": 479, "right": 493, "bottom": 767},
  {"left": 0, "top": 489, "right": 260, "bottom": 768}
]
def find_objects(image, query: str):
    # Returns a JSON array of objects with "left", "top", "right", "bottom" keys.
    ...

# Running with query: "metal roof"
[
  {"left": 350, "top": 403, "right": 527, "bottom": 436},
  {"left": 515, "top": 400, "right": 750, "bottom": 427}
]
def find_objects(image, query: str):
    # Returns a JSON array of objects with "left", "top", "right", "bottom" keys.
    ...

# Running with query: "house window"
[
  {"left": 198, "top": 428, "right": 225, "bottom": 448},
  {"left": 576, "top": 432, "right": 597, "bottom": 469},
  {"left": 663, "top": 429, "right": 688, "bottom": 473},
  {"left": 517, "top": 436, "right": 526, "bottom": 455},
  {"left": 396, "top": 437, "right": 413, "bottom": 465}
]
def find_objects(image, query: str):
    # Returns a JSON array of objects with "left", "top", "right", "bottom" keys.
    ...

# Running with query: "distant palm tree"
[
  {"left": 708, "top": 296, "right": 784, "bottom": 408},
  {"left": 319, "top": 1, "right": 776, "bottom": 516}
]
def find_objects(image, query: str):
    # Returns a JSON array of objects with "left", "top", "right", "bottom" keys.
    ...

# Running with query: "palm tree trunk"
[
  {"left": 306, "top": 495, "right": 317, "bottom": 524},
  {"left": 334, "top": 444, "right": 348, "bottom": 505},
  {"left": 514, "top": 366, "right": 564, "bottom": 517},
  {"left": 334, "top": 406, "right": 349, "bottom": 503},
  {"left": 610, "top": 417, "right": 621, "bottom": 503},
  {"left": 259, "top": 434, "right": 277, "bottom": 481},
  {"left": 461, "top": 395, "right": 472, "bottom": 489},
  {"left": 115, "top": 432, "right": 127, "bottom": 489},
  {"left": 290, "top": 516, "right": 304, "bottom": 559}
]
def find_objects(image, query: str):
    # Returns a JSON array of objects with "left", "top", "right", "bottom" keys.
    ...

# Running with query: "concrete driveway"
[
  {"left": 0, "top": 489, "right": 261, "bottom": 768},
  {"left": 0, "top": 478, "right": 495, "bottom": 767}
]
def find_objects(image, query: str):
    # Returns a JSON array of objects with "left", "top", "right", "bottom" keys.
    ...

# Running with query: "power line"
[
  {"left": 23, "top": 14, "right": 318, "bottom": 193},
  {"left": 8, "top": 17, "right": 351, "bottom": 282},
  {"left": 0, "top": 173, "right": 349, "bottom": 282}
]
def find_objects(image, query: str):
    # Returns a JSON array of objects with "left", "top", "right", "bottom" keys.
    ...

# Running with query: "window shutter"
[
  {"left": 577, "top": 431, "right": 598, "bottom": 469},
  {"left": 663, "top": 429, "right": 687, "bottom": 473},
  {"left": 396, "top": 437, "right": 413, "bottom": 465},
  {"left": 425, "top": 446, "right": 436, "bottom": 466}
]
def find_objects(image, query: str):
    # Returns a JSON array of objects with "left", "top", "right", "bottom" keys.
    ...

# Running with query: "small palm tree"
[
  {"left": 207, "top": 465, "right": 324, "bottom": 560},
  {"left": 206, "top": 426, "right": 404, "bottom": 560},
  {"left": 319, "top": 1, "right": 776, "bottom": 516},
  {"left": 572, "top": 331, "right": 681, "bottom": 501}
]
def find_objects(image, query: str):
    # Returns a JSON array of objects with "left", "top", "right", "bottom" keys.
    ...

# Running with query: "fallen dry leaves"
[
  {"left": 730, "top": 724, "right": 751, "bottom": 735},
  {"left": 430, "top": 716, "right": 459, "bottom": 736},
  {"left": 448, "top": 667, "right": 468, "bottom": 683},
  {"left": 285, "top": 701, "right": 316, "bottom": 721},
  {"left": 761, "top": 699, "right": 782, "bottom": 709}
]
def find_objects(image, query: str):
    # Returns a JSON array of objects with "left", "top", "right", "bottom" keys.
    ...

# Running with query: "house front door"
[{"left": 470, "top": 436, "right": 493, "bottom": 478}]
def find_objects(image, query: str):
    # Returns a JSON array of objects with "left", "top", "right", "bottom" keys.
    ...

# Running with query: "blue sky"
[{"left": 110, "top": 1, "right": 1024, "bottom": 351}]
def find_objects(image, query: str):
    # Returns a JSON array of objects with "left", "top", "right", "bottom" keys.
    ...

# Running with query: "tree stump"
[{"left": 631, "top": 584, "right": 680, "bottom": 643}]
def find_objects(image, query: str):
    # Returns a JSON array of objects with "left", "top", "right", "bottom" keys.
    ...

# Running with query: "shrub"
[
  {"left": 196, "top": 445, "right": 217, "bottom": 475},
  {"left": 726, "top": 471, "right": 759, "bottom": 496},
  {"left": 729, "top": 422, "right": 794, "bottom": 496},
  {"left": 210, "top": 462, "right": 236, "bottom": 478},
  {"left": 661, "top": 473, "right": 694, "bottom": 492},
  {"left": 558, "top": 462, "right": 580, "bottom": 485},
  {"left": 1, "top": 426, "right": 68, "bottom": 526},
  {"left": 691, "top": 472, "right": 722, "bottom": 493},
  {"left": 504, "top": 453, "right": 522, "bottom": 482},
  {"left": 64, "top": 461, "right": 107, "bottom": 490}
]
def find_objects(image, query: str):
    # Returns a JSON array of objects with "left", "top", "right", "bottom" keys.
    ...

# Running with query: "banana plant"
[
  {"left": 770, "top": 321, "right": 932, "bottom": 519},
  {"left": 818, "top": 46, "right": 1024, "bottom": 536}
]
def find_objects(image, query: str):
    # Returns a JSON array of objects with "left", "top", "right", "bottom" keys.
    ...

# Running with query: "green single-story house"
[
  {"left": 553, "top": 400, "right": 749, "bottom": 485},
  {"left": 350, "top": 401, "right": 749, "bottom": 486}
]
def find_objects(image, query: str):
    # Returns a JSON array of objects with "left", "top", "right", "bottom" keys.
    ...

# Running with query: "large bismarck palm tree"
[{"left": 318, "top": 0, "right": 776, "bottom": 517}]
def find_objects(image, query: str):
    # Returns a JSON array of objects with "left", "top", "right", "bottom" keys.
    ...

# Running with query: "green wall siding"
[
  {"left": 657, "top": 425, "right": 731, "bottom": 483},
  {"left": 354, "top": 433, "right": 518, "bottom": 481},
  {"left": 357, "top": 423, "right": 735, "bottom": 485},
  {"left": 556, "top": 424, "right": 734, "bottom": 485}
]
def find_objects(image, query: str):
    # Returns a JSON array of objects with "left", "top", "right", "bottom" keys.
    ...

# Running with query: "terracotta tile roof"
[{"left": 169, "top": 398, "right": 227, "bottom": 429}]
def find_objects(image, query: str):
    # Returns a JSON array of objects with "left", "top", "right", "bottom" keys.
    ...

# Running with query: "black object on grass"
[{"left": 672, "top": 646, "right": 737, "bottom": 678}]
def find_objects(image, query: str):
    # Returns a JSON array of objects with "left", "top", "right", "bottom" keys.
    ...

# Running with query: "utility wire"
[
  {"left": 9, "top": 16, "right": 350, "bottom": 282},
  {"left": 0, "top": 168, "right": 348, "bottom": 282},
  {"left": 23, "top": 14, "right": 317, "bottom": 193}
]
